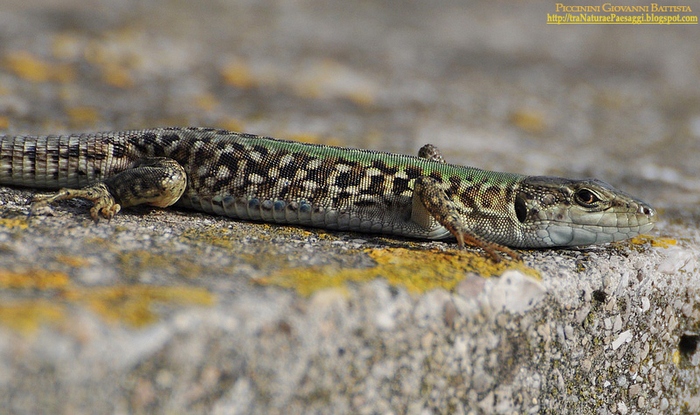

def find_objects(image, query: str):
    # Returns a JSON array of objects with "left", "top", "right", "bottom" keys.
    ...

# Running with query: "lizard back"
[{"left": 0, "top": 127, "right": 524, "bottom": 240}]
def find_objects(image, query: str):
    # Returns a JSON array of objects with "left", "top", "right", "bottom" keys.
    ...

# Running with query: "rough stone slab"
[{"left": 0, "top": 189, "right": 697, "bottom": 414}]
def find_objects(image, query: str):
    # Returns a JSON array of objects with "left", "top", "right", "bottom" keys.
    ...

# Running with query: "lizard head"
[{"left": 514, "top": 176, "right": 657, "bottom": 247}]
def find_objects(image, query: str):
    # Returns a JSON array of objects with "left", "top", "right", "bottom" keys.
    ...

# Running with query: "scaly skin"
[{"left": 0, "top": 127, "right": 657, "bottom": 260}]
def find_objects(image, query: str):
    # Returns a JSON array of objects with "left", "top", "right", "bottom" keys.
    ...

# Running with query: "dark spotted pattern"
[
  {"left": 0, "top": 128, "right": 530, "bottom": 245},
  {"left": 0, "top": 127, "right": 656, "bottom": 250}
]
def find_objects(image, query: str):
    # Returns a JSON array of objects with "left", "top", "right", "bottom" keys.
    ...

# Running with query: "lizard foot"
[
  {"left": 455, "top": 232, "right": 522, "bottom": 263},
  {"left": 31, "top": 183, "right": 121, "bottom": 223}
]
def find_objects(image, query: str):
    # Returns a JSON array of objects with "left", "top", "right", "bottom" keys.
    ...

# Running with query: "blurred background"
[{"left": 1, "top": 0, "right": 698, "bottom": 216}]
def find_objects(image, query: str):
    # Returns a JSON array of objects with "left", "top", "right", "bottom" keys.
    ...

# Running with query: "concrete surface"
[{"left": 0, "top": 0, "right": 698, "bottom": 414}]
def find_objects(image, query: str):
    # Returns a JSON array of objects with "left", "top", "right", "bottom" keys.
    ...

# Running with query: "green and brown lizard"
[{"left": 0, "top": 127, "right": 656, "bottom": 260}]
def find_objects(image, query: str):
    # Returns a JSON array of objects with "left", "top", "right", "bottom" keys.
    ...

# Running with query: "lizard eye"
[{"left": 575, "top": 188, "right": 600, "bottom": 207}]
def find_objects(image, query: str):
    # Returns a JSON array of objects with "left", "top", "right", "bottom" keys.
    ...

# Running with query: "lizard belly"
[{"left": 178, "top": 194, "right": 452, "bottom": 240}]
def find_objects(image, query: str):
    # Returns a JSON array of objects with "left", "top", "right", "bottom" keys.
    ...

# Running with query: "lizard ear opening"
[{"left": 514, "top": 193, "right": 527, "bottom": 223}]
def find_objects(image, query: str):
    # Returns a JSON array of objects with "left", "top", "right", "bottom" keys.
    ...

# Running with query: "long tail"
[{"left": 0, "top": 134, "right": 130, "bottom": 189}]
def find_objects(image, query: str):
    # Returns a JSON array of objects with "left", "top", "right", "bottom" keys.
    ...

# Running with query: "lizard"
[{"left": 0, "top": 127, "right": 657, "bottom": 261}]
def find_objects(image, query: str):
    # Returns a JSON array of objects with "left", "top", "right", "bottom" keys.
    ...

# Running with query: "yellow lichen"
[
  {"left": 51, "top": 33, "right": 83, "bottom": 60},
  {"left": 195, "top": 93, "right": 219, "bottom": 111},
  {"left": 0, "top": 269, "right": 70, "bottom": 290},
  {"left": 291, "top": 59, "right": 377, "bottom": 106},
  {"left": 650, "top": 238, "right": 677, "bottom": 248},
  {"left": 100, "top": 63, "right": 134, "bottom": 88},
  {"left": 0, "top": 285, "right": 215, "bottom": 331},
  {"left": 630, "top": 234, "right": 677, "bottom": 248},
  {"left": 0, "top": 217, "right": 29, "bottom": 230},
  {"left": 180, "top": 226, "right": 240, "bottom": 250},
  {"left": 73, "top": 285, "right": 215, "bottom": 327},
  {"left": 77, "top": 28, "right": 159, "bottom": 89},
  {"left": 0, "top": 301, "right": 64, "bottom": 333},
  {"left": 119, "top": 250, "right": 170, "bottom": 272},
  {"left": 66, "top": 106, "right": 100, "bottom": 127},
  {"left": 510, "top": 109, "right": 547, "bottom": 134},
  {"left": 0, "top": 259, "right": 215, "bottom": 331},
  {"left": 221, "top": 61, "right": 258, "bottom": 89},
  {"left": 54, "top": 255, "right": 91, "bottom": 268},
  {"left": 117, "top": 250, "right": 203, "bottom": 279},
  {"left": 672, "top": 349, "right": 681, "bottom": 366},
  {"left": 4, "top": 51, "right": 75, "bottom": 83},
  {"left": 218, "top": 118, "right": 245, "bottom": 132},
  {"left": 254, "top": 247, "right": 539, "bottom": 296}
]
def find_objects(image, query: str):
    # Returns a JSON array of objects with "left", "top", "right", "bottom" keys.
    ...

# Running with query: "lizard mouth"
[
  {"left": 524, "top": 211, "right": 656, "bottom": 248},
  {"left": 543, "top": 220, "right": 655, "bottom": 247}
]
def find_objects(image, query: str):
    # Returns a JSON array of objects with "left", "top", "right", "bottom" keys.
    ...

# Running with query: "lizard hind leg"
[
  {"left": 413, "top": 176, "right": 521, "bottom": 262},
  {"left": 31, "top": 157, "right": 187, "bottom": 222},
  {"left": 32, "top": 183, "right": 121, "bottom": 222}
]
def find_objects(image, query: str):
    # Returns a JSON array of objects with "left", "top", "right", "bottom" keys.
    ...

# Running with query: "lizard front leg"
[
  {"left": 412, "top": 176, "right": 521, "bottom": 262},
  {"left": 414, "top": 143, "right": 521, "bottom": 261},
  {"left": 31, "top": 157, "right": 187, "bottom": 222}
]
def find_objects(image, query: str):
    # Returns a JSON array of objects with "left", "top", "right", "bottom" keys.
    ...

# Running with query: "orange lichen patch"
[
  {"left": 119, "top": 250, "right": 170, "bottom": 271},
  {"left": 346, "top": 92, "right": 374, "bottom": 107},
  {"left": 54, "top": 255, "right": 91, "bottom": 268},
  {"left": 180, "top": 226, "right": 240, "bottom": 250},
  {"left": 73, "top": 285, "right": 215, "bottom": 327},
  {"left": 0, "top": 301, "right": 64, "bottom": 333},
  {"left": 272, "top": 226, "right": 338, "bottom": 241},
  {"left": 195, "top": 93, "right": 219, "bottom": 112},
  {"left": 81, "top": 28, "right": 150, "bottom": 89},
  {"left": 651, "top": 238, "right": 678, "bottom": 248},
  {"left": 221, "top": 61, "right": 258, "bottom": 89},
  {"left": 0, "top": 269, "right": 70, "bottom": 290},
  {"left": 0, "top": 261, "right": 214, "bottom": 330},
  {"left": 510, "top": 109, "right": 547, "bottom": 134},
  {"left": 0, "top": 284, "right": 214, "bottom": 331},
  {"left": 117, "top": 250, "right": 202, "bottom": 279},
  {"left": 292, "top": 59, "right": 377, "bottom": 106},
  {"left": 4, "top": 51, "right": 75, "bottom": 83},
  {"left": 100, "top": 63, "right": 134, "bottom": 88},
  {"left": 254, "top": 247, "right": 538, "bottom": 296},
  {"left": 0, "top": 217, "right": 29, "bottom": 230},
  {"left": 630, "top": 234, "right": 677, "bottom": 248},
  {"left": 66, "top": 106, "right": 100, "bottom": 127},
  {"left": 84, "top": 237, "right": 111, "bottom": 249},
  {"left": 672, "top": 349, "right": 682, "bottom": 366},
  {"left": 0, "top": 116, "right": 9, "bottom": 129},
  {"left": 218, "top": 118, "right": 245, "bottom": 132},
  {"left": 51, "top": 33, "right": 83, "bottom": 60}
]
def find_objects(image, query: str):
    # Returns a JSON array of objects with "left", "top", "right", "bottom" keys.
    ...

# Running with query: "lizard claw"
[
  {"left": 30, "top": 183, "right": 120, "bottom": 223},
  {"left": 90, "top": 202, "right": 121, "bottom": 223},
  {"left": 456, "top": 234, "right": 522, "bottom": 263}
]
